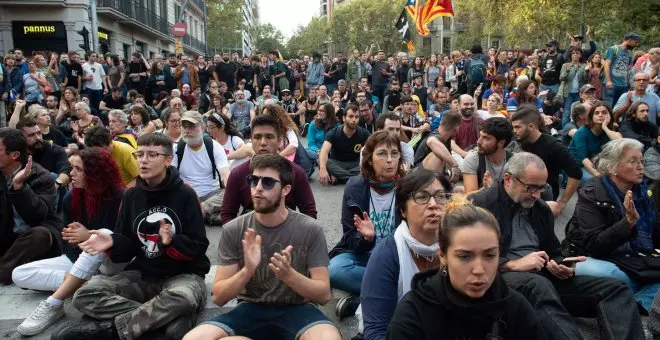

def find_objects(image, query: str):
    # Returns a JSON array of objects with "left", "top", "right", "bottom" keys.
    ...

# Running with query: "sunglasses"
[{"left": 246, "top": 175, "right": 281, "bottom": 190}]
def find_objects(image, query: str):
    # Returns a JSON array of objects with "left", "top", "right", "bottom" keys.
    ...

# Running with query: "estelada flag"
[
  {"left": 395, "top": 8, "right": 415, "bottom": 52},
  {"left": 415, "top": 0, "right": 455, "bottom": 36}
]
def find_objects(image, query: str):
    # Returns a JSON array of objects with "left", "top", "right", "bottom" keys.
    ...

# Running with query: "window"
[
  {"left": 492, "top": 40, "right": 500, "bottom": 50},
  {"left": 123, "top": 43, "right": 130, "bottom": 60},
  {"left": 442, "top": 37, "right": 451, "bottom": 55},
  {"left": 175, "top": 4, "right": 181, "bottom": 21}
]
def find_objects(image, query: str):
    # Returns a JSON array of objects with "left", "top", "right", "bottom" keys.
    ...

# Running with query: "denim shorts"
[{"left": 202, "top": 302, "right": 336, "bottom": 340}]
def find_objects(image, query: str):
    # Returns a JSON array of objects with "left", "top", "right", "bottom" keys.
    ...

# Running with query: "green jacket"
[
  {"left": 347, "top": 60, "right": 367, "bottom": 84},
  {"left": 558, "top": 62, "right": 589, "bottom": 100}
]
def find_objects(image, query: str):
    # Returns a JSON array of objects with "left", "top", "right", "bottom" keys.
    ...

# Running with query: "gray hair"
[
  {"left": 504, "top": 152, "right": 546, "bottom": 178},
  {"left": 596, "top": 138, "right": 644, "bottom": 175},
  {"left": 338, "top": 79, "right": 346, "bottom": 86},
  {"left": 108, "top": 109, "right": 128, "bottom": 124},
  {"left": 74, "top": 101, "right": 90, "bottom": 113}
]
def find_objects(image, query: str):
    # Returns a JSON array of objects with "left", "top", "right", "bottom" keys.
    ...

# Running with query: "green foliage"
[
  {"left": 206, "top": 0, "right": 244, "bottom": 52},
  {"left": 254, "top": 23, "right": 286, "bottom": 54},
  {"left": 286, "top": 17, "right": 330, "bottom": 58}
]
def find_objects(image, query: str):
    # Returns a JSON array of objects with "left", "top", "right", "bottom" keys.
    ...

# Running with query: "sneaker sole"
[{"left": 17, "top": 310, "right": 65, "bottom": 336}]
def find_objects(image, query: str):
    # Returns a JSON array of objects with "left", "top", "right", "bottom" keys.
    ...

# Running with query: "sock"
[{"left": 46, "top": 296, "right": 63, "bottom": 307}]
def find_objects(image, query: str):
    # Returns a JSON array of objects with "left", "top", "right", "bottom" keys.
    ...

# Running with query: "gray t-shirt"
[
  {"left": 218, "top": 209, "right": 329, "bottom": 305},
  {"left": 506, "top": 209, "right": 540, "bottom": 260},
  {"left": 460, "top": 150, "right": 507, "bottom": 184}
]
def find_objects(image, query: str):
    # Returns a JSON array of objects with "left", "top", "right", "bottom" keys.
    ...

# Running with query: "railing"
[
  {"left": 97, "top": 0, "right": 170, "bottom": 36},
  {"left": 189, "top": 0, "right": 207, "bottom": 13},
  {"left": 182, "top": 33, "right": 206, "bottom": 53}
]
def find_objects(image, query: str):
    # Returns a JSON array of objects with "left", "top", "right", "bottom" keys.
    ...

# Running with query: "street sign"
[{"left": 173, "top": 22, "right": 187, "bottom": 37}]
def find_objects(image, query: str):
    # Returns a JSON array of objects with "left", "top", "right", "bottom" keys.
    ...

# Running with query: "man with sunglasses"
[
  {"left": 185, "top": 154, "right": 340, "bottom": 340},
  {"left": 220, "top": 114, "right": 316, "bottom": 225},
  {"left": 470, "top": 152, "right": 644, "bottom": 340},
  {"left": 54, "top": 133, "right": 210, "bottom": 340}
]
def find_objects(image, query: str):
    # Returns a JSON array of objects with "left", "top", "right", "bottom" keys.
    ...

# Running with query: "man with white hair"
[
  {"left": 173, "top": 111, "right": 230, "bottom": 226},
  {"left": 107, "top": 110, "right": 137, "bottom": 149}
]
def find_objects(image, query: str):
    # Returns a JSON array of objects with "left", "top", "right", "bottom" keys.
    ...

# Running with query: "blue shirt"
[
  {"left": 568, "top": 126, "right": 610, "bottom": 166},
  {"left": 181, "top": 66, "right": 190, "bottom": 85},
  {"left": 307, "top": 121, "right": 339, "bottom": 153},
  {"left": 613, "top": 91, "right": 660, "bottom": 125},
  {"left": 506, "top": 97, "right": 544, "bottom": 113},
  {"left": 605, "top": 45, "right": 633, "bottom": 87}
]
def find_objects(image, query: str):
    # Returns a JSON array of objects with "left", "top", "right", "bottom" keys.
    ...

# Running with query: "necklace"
[{"left": 411, "top": 250, "right": 438, "bottom": 263}]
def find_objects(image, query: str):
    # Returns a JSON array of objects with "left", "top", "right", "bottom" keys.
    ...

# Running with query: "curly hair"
[
  {"left": 70, "top": 147, "right": 124, "bottom": 221},
  {"left": 360, "top": 130, "right": 406, "bottom": 181},
  {"left": 261, "top": 104, "right": 299, "bottom": 136}
]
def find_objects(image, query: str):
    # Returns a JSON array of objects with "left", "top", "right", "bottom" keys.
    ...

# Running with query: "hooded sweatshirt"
[
  {"left": 109, "top": 166, "right": 210, "bottom": 278},
  {"left": 387, "top": 269, "right": 547, "bottom": 340}
]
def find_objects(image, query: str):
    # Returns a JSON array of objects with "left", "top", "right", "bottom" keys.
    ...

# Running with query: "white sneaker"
[{"left": 17, "top": 300, "right": 65, "bottom": 336}]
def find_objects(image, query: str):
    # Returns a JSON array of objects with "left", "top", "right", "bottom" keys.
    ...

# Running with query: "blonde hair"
[{"left": 439, "top": 195, "right": 501, "bottom": 253}]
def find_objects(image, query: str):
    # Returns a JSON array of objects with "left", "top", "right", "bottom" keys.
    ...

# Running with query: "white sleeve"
[
  {"left": 234, "top": 136, "right": 246, "bottom": 149},
  {"left": 286, "top": 130, "right": 299, "bottom": 148},
  {"left": 212, "top": 140, "right": 230, "bottom": 170}
]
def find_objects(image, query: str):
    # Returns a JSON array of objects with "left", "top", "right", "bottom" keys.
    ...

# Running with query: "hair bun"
[{"left": 442, "top": 194, "right": 470, "bottom": 214}]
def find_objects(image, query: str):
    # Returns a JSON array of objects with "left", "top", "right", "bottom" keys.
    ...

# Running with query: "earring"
[{"left": 441, "top": 268, "right": 448, "bottom": 277}]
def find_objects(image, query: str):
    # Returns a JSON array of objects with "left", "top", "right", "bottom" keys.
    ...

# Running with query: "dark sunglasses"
[{"left": 246, "top": 175, "right": 281, "bottom": 190}]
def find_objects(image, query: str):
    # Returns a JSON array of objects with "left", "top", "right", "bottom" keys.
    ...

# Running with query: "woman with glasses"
[
  {"left": 568, "top": 101, "right": 622, "bottom": 184},
  {"left": 361, "top": 169, "right": 452, "bottom": 340},
  {"left": 207, "top": 112, "right": 250, "bottom": 170},
  {"left": 306, "top": 103, "right": 340, "bottom": 160},
  {"left": 386, "top": 198, "right": 546, "bottom": 340},
  {"left": 156, "top": 109, "right": 182, "bottom": 143},
  {"left": 12, "top": 147, "right": 124, "bottom": 336},
  {"left": 566, "top": 138, "right": 660, "bottom": 312},
  {"left": 329, "top": 131, "right": 406, "bottom": 318}
]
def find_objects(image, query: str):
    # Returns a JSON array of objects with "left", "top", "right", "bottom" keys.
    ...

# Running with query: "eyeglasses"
[
  {"left": 132, "top": 151, "right": 170, "bottom": 161},
  {"left": 411, "top": 191, "right": 452, "bottom": 205},
  {"left": 375, "top": 150, "right": 401, "bottom": 160},
  {"left": 624, "top": 159, "right": 645, "bottom": 167},
  {"left": 512, "top": 175, "right": 550, "bottom": 193},
  {"left": 634, "top": 78, "right": 649, "bottom": 82},
  {"left": 246, "top": 175, "right": 281, "bottom": 190}
]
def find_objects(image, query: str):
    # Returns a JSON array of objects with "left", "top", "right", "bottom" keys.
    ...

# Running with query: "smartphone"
[
  {"left": 350, "top": 205, "right": 364, "bottom": 217},
  {"left": 561, "top": 257, "right": 581, "bottom": 266}
]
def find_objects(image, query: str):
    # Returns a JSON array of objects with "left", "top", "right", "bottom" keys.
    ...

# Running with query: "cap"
[
  {"left": 624, "top": 32, "right": 641, "bottom": 41},
  {"left": 181, "top": 110, "right": 203, "bottom": 125},
  {"left": 572, "top": 35, "right": 584, "bottom": 40},
  {"left": 281, "top": 88, "right": 291, "bottom": 93},
  {"left": 412, "top": 72, "right": 423, "bottom": 79},
  {"left": 104, "top": 52, "right": 111, "bottom": 58},
  {"left": 580, "top": 84, "right": 596, "bottom": 93},
  {"left": 546, "top": 39, "right": 558, "bottom": 46}
]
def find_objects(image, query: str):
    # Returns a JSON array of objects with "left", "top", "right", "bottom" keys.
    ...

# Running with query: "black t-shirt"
[
  {"left": 43, "top": 127, "right": 68, "bottom": 147},
  {"left": 65, "top": 62, "right": 83, "bottom": 89},
  {"left": 197, "top": 66, "right": 211, "bottom": 90},
  {"left": 540, "top": 53, "right": 564, "bottom": 86},
  {"left": 371, "top": 60, "right": 390, "bottom": 86},
  {"left": 325, "top": 125, "right": 371, "bottom": 162},
  {"left": 102, "top": 94, "right": 128, "bottom": 109},
  {"left": 413, "top": 86, "right": 429, "bottom": 112},
  {"left": 520, "top": 134, "right": 582, "bottom": 199},
  {"left": 32, "top": 143, "right": 71, "bottom": 175},
  {"left": 238, "top": 65, "right": 256, "bottom": 86},
  {"left": 333, "top": 61, "right": 347, "bottom": 82},
  {"left": 414, "top": 132, "right": 451, "bottom": 166},
  {"left": 128, "top": 62, "right": 147, "bottom": 82},
  {"left": 215, "top": 62, "right": 236, "bottom": 89}
]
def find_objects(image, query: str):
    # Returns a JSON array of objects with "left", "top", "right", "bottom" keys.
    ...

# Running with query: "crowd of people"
[{"left": 0, "top": 28, "right": 659, "bottom": 340}]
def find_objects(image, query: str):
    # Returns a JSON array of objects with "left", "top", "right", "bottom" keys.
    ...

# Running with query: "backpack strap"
[
  {"left": 175, "top": 139, "right": 186, "bottom": 170},
  {"left": 203, "top": 136, "right": 218, "bottom": 180},
  {"left": 477, "top": 153, "right": 486, "bottom": 188}
]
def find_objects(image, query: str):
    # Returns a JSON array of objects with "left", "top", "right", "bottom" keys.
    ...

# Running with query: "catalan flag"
[
  {"left": 413, "top": 0, "right": 455, "bottom": 36},
  {"left": 395, "top": 8, "right": 415, "bottom": 53}
]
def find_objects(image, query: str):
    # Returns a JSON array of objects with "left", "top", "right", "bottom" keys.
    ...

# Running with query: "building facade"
[
  {"left": 241, "top": 0, "right": 258, "bottom": 56},
  {"left": 0, "top": 0, "right": 207, "bottom": 59}
]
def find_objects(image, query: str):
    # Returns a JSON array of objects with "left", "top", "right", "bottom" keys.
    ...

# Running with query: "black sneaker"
[
  {"left": 335, "top": 295, "right": 360, "bottom": 319},
  {"left": 51, "top": 319, "right": 117, "bottom": 340}
]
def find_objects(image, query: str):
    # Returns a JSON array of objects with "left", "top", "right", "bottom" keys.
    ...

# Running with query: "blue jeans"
[
  {"left": 580, "top": 167, "right": 594, "bottom": 185},
  {"left": 563, "top": 92, "right": 580, "bottom": 128},
  {"left": 603, "top": 85, "right": 628, "bottom": 108},
  {"left": 576, "top": 257, "right": 660, "bottom": 312},
  {"left": 84, "top": 88, "right": 103, "bottom": 112},
  {"left": 328, "top": 252, "right": 369, "bottom": 295}
]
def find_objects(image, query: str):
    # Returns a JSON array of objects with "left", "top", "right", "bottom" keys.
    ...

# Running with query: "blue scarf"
[
  {"left": 369, "top": 178, "right": 398, "bottom": 191},
  {"left": 601, "top": 176, "right": 656, "bottom": 253}
]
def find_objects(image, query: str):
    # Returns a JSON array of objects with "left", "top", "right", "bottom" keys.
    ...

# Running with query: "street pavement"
[{"left": 0, "top": 167, "right": 642, "bottom": 339}]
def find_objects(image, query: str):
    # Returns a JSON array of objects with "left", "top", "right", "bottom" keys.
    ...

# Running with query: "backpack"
[
  {"left": 468, "top": 57, "right": 486, "bottom": 85},
  {"left": 477, "top": 150, "right": 513, "bottom": 188},
  {"left": 176, "top": 136, "right": 223, "bottom": 188}
]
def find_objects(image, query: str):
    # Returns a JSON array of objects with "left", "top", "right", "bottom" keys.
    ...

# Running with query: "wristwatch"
[{"left": 55, "top": 179, "right": 63, "bottom": 187}]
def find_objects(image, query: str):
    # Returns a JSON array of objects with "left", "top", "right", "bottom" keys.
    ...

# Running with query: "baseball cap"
[
  {"left": 572, "top": 35, "right": 584, "bottom": 40},
  {"left": 546, "top": 39, "right": 558, "bottom": 47},
  {"left": 412, "top": 72, "right": 423, "bottom": 79},
  {"left": 281, "top": 88, "right": 291, "bottom": 93},
  {"left": 580, "top": 84, "right": 596, "bottom": 93},
  {"left": 624, "top": 32, "right": 641, "bottom": 41},
  {"left": 181, "top": 110, "right": 203, "bottom": 125}
]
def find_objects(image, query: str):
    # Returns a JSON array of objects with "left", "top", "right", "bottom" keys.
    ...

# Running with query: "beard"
[
  {"left": 253, "top": 192, "right": 282, "bottom": 214},
  {"left": 460, "top": 108, "right": 474, "bottom": 117},
  {"left": 28, "top": 141, "right": 44, "bottom": 153},
  {"left": 515, "top": 128, "right": 530, "bottom": 143},
  {"left": 477, "top": 144, "right": 496, "bottom": 155},
  {"left": 182, "top": 134, "right": 203, "bottom": 147}
]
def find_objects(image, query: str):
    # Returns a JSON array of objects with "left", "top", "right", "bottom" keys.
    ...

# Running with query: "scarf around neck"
[{"left": 394, "top": 220, "right": 439, "bottom": 300}]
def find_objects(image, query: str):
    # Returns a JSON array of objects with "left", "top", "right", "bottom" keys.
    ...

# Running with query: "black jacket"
[
  {"left": 109, "top": 166, "right": 210, "bottom": 278},
  {"left": 565, "top": 176, "right": 660, "bottom": 258},
  {"left": 329, "top": 176, "right": 402, "bottom": 258},
  {"left": 387, "top": 269, "right": 547, "bottom": 340},
  {"left": 619, "top": 118, "right": 659, "bottom": 151},
  {"left": 0, "top": 162, "right": 62, "bottom": 256},
  {"left": 470, "top": 181, "right": 564, "bottom": 267}
]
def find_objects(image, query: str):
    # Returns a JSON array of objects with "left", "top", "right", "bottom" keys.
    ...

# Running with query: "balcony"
[
  {"left": 97, "top": 0, "right": 170, "bottom": 38},
  {"left": 182, "top": 33, "right": 206, "bottom": 54},
  {"left": 186, "top": 0, "right": 208, "bottom": 16},
  {"left": 0, "top": 0, "right": 66, "bottom": 6}
]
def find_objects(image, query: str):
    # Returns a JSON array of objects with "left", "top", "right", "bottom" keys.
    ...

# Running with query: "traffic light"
[{"left": 77, "top": 26, "right": 90, "bottom": 52}]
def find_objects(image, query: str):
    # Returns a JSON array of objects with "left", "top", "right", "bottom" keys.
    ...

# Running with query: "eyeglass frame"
[
  {"left": 410, "top": 191, "right": 452, "bottom": 205},
  {"left": 511, "top": 175, "right": 550, "bottom": 193},
  {"left": 132, "top": 151, "right": 171, "bottom": 161}
]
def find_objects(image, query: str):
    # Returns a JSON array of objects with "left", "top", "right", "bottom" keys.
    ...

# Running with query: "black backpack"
[
  {"left": 175, "top": 136, "right": 222, "bottom": 188},
  {"left": 477, "top": 150, "right": 513, "bottom": 188}
]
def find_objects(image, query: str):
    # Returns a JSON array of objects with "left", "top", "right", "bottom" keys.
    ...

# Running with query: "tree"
[
  {"left": 206, "top": 0, "right": 244, "bottom": 53},
  {"left": 286, "top": 17, "right": 330, "bottom": 58},
  {"left": 254, "top": 23, "right": 286, "bottom": 54}
]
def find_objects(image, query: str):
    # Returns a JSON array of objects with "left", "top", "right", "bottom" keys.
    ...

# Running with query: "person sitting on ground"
[
  {"left": 307, "top": 102, "right": 340, "bottom": 161},
  {"left": 319, "top": 104, "right": 371, "bottom": 184},
  {"left": 99, "top": 87, "right": 128, "bottom": 114},
  {"left": 386, "top": 198, "right": 547, "bottom": 340},
  {"left": 173, "top": 111, "right": 230, "bottom": 226},
  {"left": 470, "top": 152, "right": 645, "bottom": 340},
  {"left": 461, "top": 117, "right": 513, "bottom": 194},
  {"left": 28, "top": 106, "right": 68, "bottom": 147},
  {"left": 449, "top": 94, "right": 484, "bottom": 168},
  {"left": 619, "top": 101, "right": 658, "bottom": 151},
  {"left": 562, "top": 103, "right": 589, "bottom": 146},
  {"left": 128, "top": 105, "right": 156, "bottom": 137},
  {"left": 221, "top": 114, "right": 316, "bottom": 225},
  {"left": 84, "top": 126, "right": 138, "bottom": 187},
  {"left": 0, "top": 128, "right": 62, "bottom": 285},
  {"left": 329, "top": 130, "right": 406, "bottom": 318},
  {"left": 69, "top": 101, "right": 103, "bottom": 149},
  {"left": 613, "top": 72, "right": 659, "bottom": 125},
  {"left": 565, "top": 138, "right": 660, "bottom": 312},
  {"left": 107, "top": 109, "right": 137, "bottom": 149},
  {"left": 12, "top": 147, "right": 124, "bottom": 336},
  {"left": 361, "top": 169, "right": 451, "bottom": 339},
  {"left": 261, "top": 104, "right": 300, "bottom": 162},
  {"left": 364, "top": 113, "right": 414, "bottom": 169},
  {"left": 228, "top": 89, "right": 256, "bottom": 137},
  {"left": 413, "top": 112, "right": 462, "bottom": 182},
  {"left": 52, "top": 133, "right": 210, "bottom": 340},
  {"left": 206, "top": 112, "right": 251, "bottom": 171},
  {"left": 157, "top": 109, "right": 182, "bottom": 143},
  {"left": 477, "top": 93, "right": 508, "bottom": 120},
  {"left": 394, "top": 95, "right": 429, "bottom": 141},
  {"left": 569, "top": 101, "right": 622, "bottom": 184},
  {"left": 185, "top": 154, "right": 340, "bottom": 340}
]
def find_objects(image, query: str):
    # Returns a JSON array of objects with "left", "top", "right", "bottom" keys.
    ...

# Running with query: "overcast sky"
[{"left": 259, "top": 0, "right": 319, "bottom": 39}]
